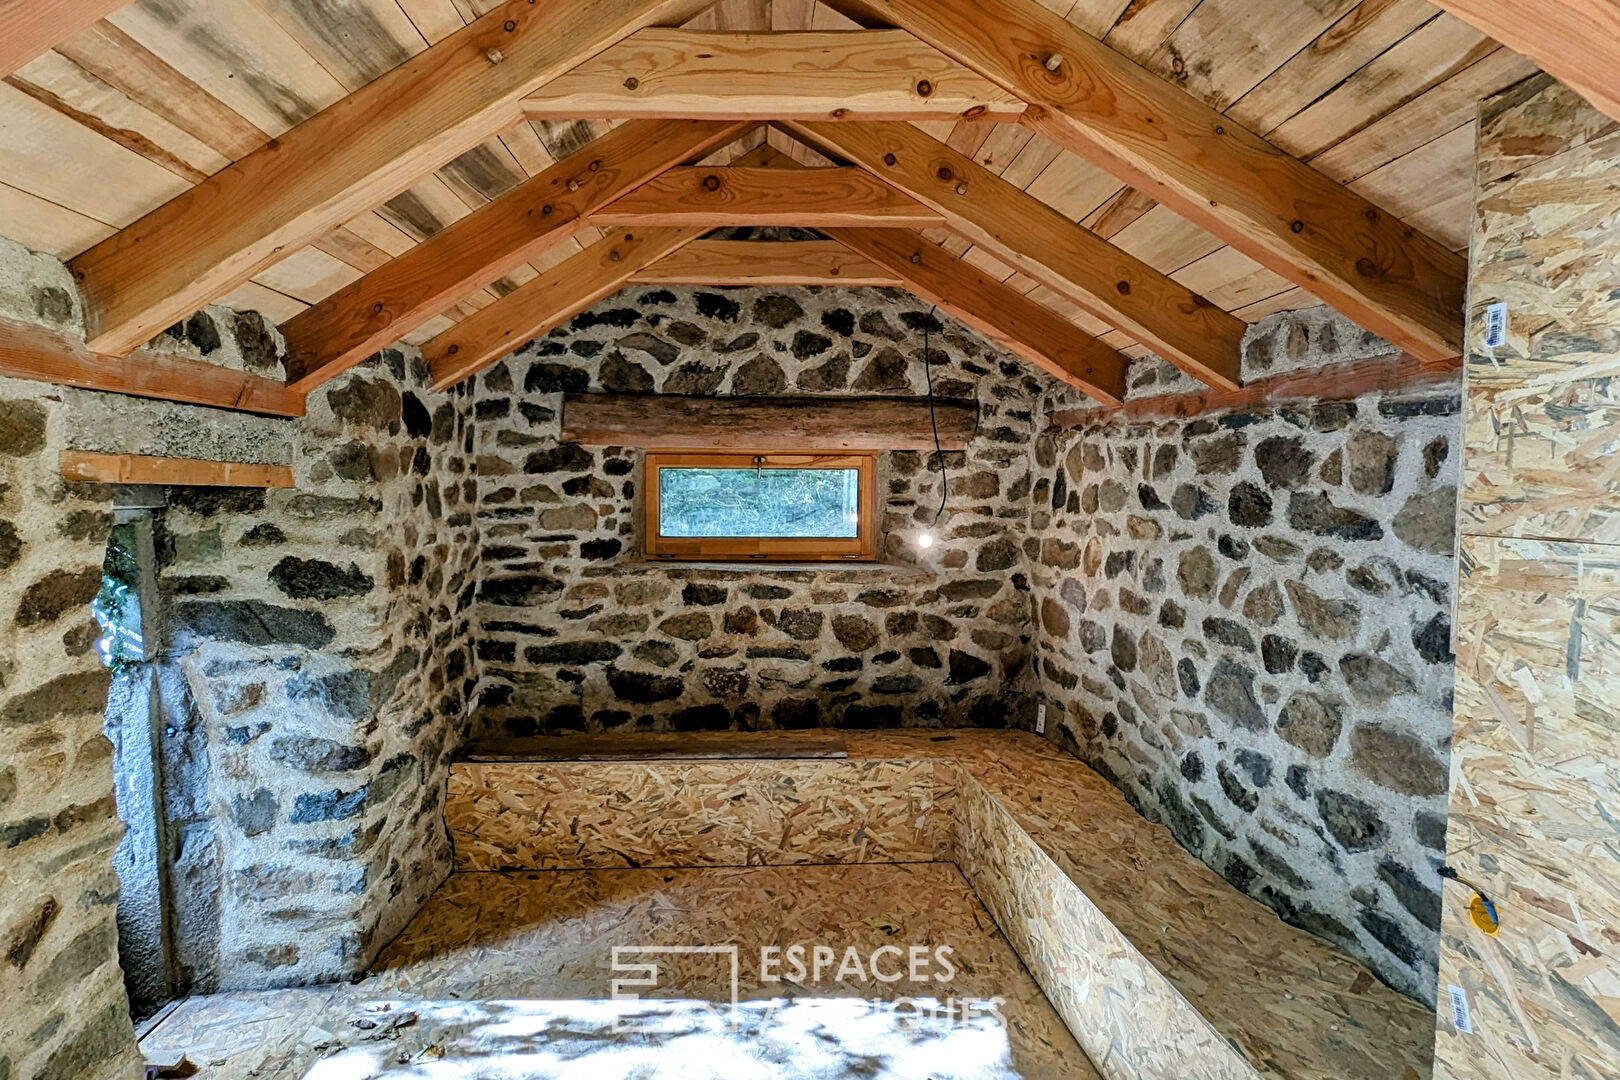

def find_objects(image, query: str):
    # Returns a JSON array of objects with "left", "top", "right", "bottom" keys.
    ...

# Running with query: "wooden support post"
[
  {"left": 522, "top": 29, "right": 1026, "bottom": 120},
  {"left": 821, "top": 0, "right": 1468, "bottom": 363},
  {"left": 0, "top": 318, "right": 305, "bottom": 418},
  {"left": 59, "top": 451, "right": 297, "bottom": 488},
  {"left": 0, "top": 0, "right": 127, "bottom": 79},
  {"left": 424, "top": 227, "right": 701, "bottom": 391},
  {"left": 629, "top": 240, "right": 902, "bottom": 286},
  {"left": 66, "top": 0, "right": 717, "bottom": 355},
  {"left": 828, "top": 228, "right": 1129, "bottom": 405},
  {"left": 279, "top": 119, "right": 748, "bottom": 392},
  {"left": 590, "top": 166, "right": 943, "bottom": 226},
  {"left": 789, "top": 120, "right": 1245, "bottom": 389},
  {"left": 561, "top": 392, "right": 977, "bottom": 450}
]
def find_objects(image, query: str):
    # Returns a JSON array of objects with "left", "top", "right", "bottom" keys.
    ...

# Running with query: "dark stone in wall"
[
  {"left": 14, "top": 568, "right": 101, "bottom": 628},
  {"left": 0, "top": 400, "right": 47, "bottom": 456},
  {"left": 269, "top": 557, "right": 374, "bottom": 600},
  {"left": 170, "top": 602, "right": 336, "bottom": 650}
]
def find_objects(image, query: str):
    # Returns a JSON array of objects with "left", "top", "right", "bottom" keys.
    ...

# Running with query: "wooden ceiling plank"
[
  {"left": 0, "top": 1, "right": 127, "bottom": 80},
  {"left": 828, "top": 228, "right": 1129, "bottom": 405},
  {"left": 790, "top": 120, "right": 1243, "bottom": 389},
  {"left": 1227, "top": 0, "right": 1437, "bottom": 136},
  {"left": 1429, "top": 0, "right": 1620, "bottom": 122},
  {"left": 52, "top": 20, "right": 270, "bottom": 163},
  {"left": 105, "top": 0, "right": 348, "bottom": 139},
  {"left": 522, "top": 29, "right": 1026, "bottom": 121},
  {"left": 629, "top": 239, "right": 903, "bottom": 285},
  {"left": 0, "top": 316, "right": 305, "bottom": 417},
  {"left": 1309, "top": 46, "right": 1539, "bottom": 184},
  {"left": 590, "top": 166, "right": 945, "bottom": 226},
  {"left": 1144, "top": 0, "right": 1362, "bottom": 113},
  {"left": 69, "top": 0, "right": 718, "bottom": 357},
  {"left": 0, "top": 180, "right": 113, "bottom": 258},
  {"left": 9, "top": 52, "right": 231, "bottom": 183},
  {"left": 0, "top": 78, "right": 188, "bottom": 226},
  {"left": 281, "top": 118, "right": 745, "bottom": 392},
  {"left": 424, "top": 225, "right": 704, "bottom": 390},
  {"left": 820, "top": 0, "right": 1467, "bottom": 362},
  {"left": 1265, "top": 12, "right": 1495, "bottom": 160}
]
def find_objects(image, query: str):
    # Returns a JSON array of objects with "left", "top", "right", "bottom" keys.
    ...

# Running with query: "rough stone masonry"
[
  {"left": 1030, "top": 308, "right": 1460, "bottom": 1004},
  {"left": 0, "top": 202, "right": 1460, "bottom": 1069},
  {"left": 467, "top": 285, "right": 1046, "bottom": 738}
]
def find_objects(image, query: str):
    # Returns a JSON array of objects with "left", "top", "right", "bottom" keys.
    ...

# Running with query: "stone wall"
[
  {"left": 0, "top": 375, "right": 141, "bottom": 1079},
  {"left": 467, "top": 286, "right": 1049, "bottom": 737},
  {"left": 150, "top": 345, "right": 477, "bottom": 990},
  {"left": 1027, "top": 309, "right": 1461, "bottom": 1004}
]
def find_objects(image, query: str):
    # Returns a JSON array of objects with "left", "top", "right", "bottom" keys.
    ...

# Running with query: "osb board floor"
[
  {"left": 138, "top": 863, "right": 1096, "bottom": 1080},
  {"left": 450, "top": 729, "right": 1437, "bottom": 1078}
]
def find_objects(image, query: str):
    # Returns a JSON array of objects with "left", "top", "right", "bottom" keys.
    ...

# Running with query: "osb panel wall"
[
  {"left": 152, "top": 345, "right": 479, "bottom": 990},
  {"left": 1027, "top": 310, "right": 1461, "bottom": 1005},
  {"left": 1434, "top": 75, "right": 1620, "bottom": 1078},
  {"left": 467, "top": 286, "right": 1050, "bottom": 738}
]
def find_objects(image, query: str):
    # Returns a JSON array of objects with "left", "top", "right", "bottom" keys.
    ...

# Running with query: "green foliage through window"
[
  {"left": 93, "top": 523, "right": 143, "bottom": 675},
  {"left": 659, "top": 467, "right": 860, "bottom": 538}
]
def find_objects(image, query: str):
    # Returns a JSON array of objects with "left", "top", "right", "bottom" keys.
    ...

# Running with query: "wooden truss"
[{"left": 5, "top": 0, "right": 1493, "bottom": 414}]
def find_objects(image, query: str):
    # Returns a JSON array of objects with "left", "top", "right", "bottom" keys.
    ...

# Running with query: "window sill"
[{"left": 581, "top": 560, "right": 936, "bottom": 579}]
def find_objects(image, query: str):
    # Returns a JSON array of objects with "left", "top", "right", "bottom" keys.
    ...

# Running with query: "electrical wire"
[{"left": 923, "top": 304, "right": 946, "bottom": 527}]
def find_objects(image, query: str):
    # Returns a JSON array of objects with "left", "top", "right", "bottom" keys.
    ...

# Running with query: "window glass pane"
[{"left": 659, "top": 467, "right": 860, "bottom": 538}]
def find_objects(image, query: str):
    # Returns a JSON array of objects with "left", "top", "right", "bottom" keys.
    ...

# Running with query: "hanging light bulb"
[
  {"left": 917, "top": 305, "right": 945, "bottom": 556},
  {"left": 917, "top": 530, "right": 935, "bottom": 549}
]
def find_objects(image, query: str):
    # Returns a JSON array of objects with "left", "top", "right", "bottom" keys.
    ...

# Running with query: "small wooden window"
[{"left": 644, "top": 451, "right": 878, "bottom": 562}]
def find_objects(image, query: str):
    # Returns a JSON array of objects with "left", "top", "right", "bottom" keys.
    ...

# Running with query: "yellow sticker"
[{"left": 1469, "top": 893, "right": 1500, "bottom": 936}]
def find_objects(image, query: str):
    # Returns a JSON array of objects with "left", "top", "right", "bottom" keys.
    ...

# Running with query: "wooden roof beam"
[
  {"left": 629, "top": 239, "right": 903, "bottom": 285},
  {"left": 590, "top": 166, "right": 944, "bottom": 227},
  {"left": 522, "top": 29, "right": 1025, "bottom": 121},
  {"left": 66, "top": 0, "right": 718, "bottom": 356},
  {"left": 828, "top": 229, "right": 1129, "bottom": 405},
  {"left": 280, "top": 119, "right": 748, "bottom": 392},
  {"left": 425, "top": 226, "right": 701, "bottom": 391},
  {"left": 787, "top": 119, "right": 1244, "bottom": 390},
  {"left": 561, "top": 393, "right": 977, "bottom": 450},
  {"left": 0, "top": 317, "right": 303, "bottom": 418},
  {"left": 0, "top": 1, "right": 127, "bottom": 79},
  {"left": 820, "top": 0, "right": 1467, "bottom": 362},
  {"left": 1429, "top": 2, "right": 1620, "bottom": 121}
]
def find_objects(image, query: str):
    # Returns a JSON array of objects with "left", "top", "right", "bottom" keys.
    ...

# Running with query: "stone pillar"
[
  {"left": 1435, "top": 75, "right": 1620, "bottom": 1076},
  {"left": 0, "top": 377, "right": 142, "bottom": 1079}
]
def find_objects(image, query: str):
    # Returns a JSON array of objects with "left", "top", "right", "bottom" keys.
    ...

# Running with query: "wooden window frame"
[{"left": 644, "top": 450, "right": 879, "bottom": 562}]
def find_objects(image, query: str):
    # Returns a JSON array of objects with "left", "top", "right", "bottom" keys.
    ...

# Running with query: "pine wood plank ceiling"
[{"left": 0, "top": 0, "right": 1552, "bottom": 406}]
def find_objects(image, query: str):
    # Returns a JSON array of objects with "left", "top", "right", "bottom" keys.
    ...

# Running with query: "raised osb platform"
[
  {"left": 449, "top": 729, "right": 1435, "bottom": 1080},
  {"left": 138, "top": 863, "right": 1093, "bottom": 1079}
]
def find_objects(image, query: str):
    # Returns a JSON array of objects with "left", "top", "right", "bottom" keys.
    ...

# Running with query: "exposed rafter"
[
  {"left": 425, "top": 226, "right": 701, "bottom": 391},
  {"left": 522, "top": 29, "right": 1026, "bottom": 121},
  {"left": 1429, "top": 2, "right": 1620, "bottom": 122},
  {"left": 821, "top": 0, "right": 1468, "bottom": 362},
  {"left": 629, "top": 239, "right": 902, "bottom": 285},
  {"left": 0, "top": 0, "right": 127, "bottom": 79},
  {"left": 590, "top": 166, "right": 944, "bottom": 226},
  {"left": 788, "top": 120, "right": 1245, "bottom": 390},
  {"left": 425, "top": 140, "right": 790, "bottom": 389},
  {"left": 0, "top": 318, "right": 303, "bottom": 418},
  {"left": 828, "top": 229, "right": 1128, "bottom": 404},
  {"left": 280, "top": 119, "right": 749, "bottom": 392},
  {"left": 66, "top": 0, "right": 717, "bottom": 356}
]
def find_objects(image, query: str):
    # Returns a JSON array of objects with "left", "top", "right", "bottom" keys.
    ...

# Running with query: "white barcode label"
[
  {"left": 1483, "top": 302, "right": 1508, "bottom": 348},
  {"left": 1448, "top": 984, "right": 1473, "bottom": 1033}
]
